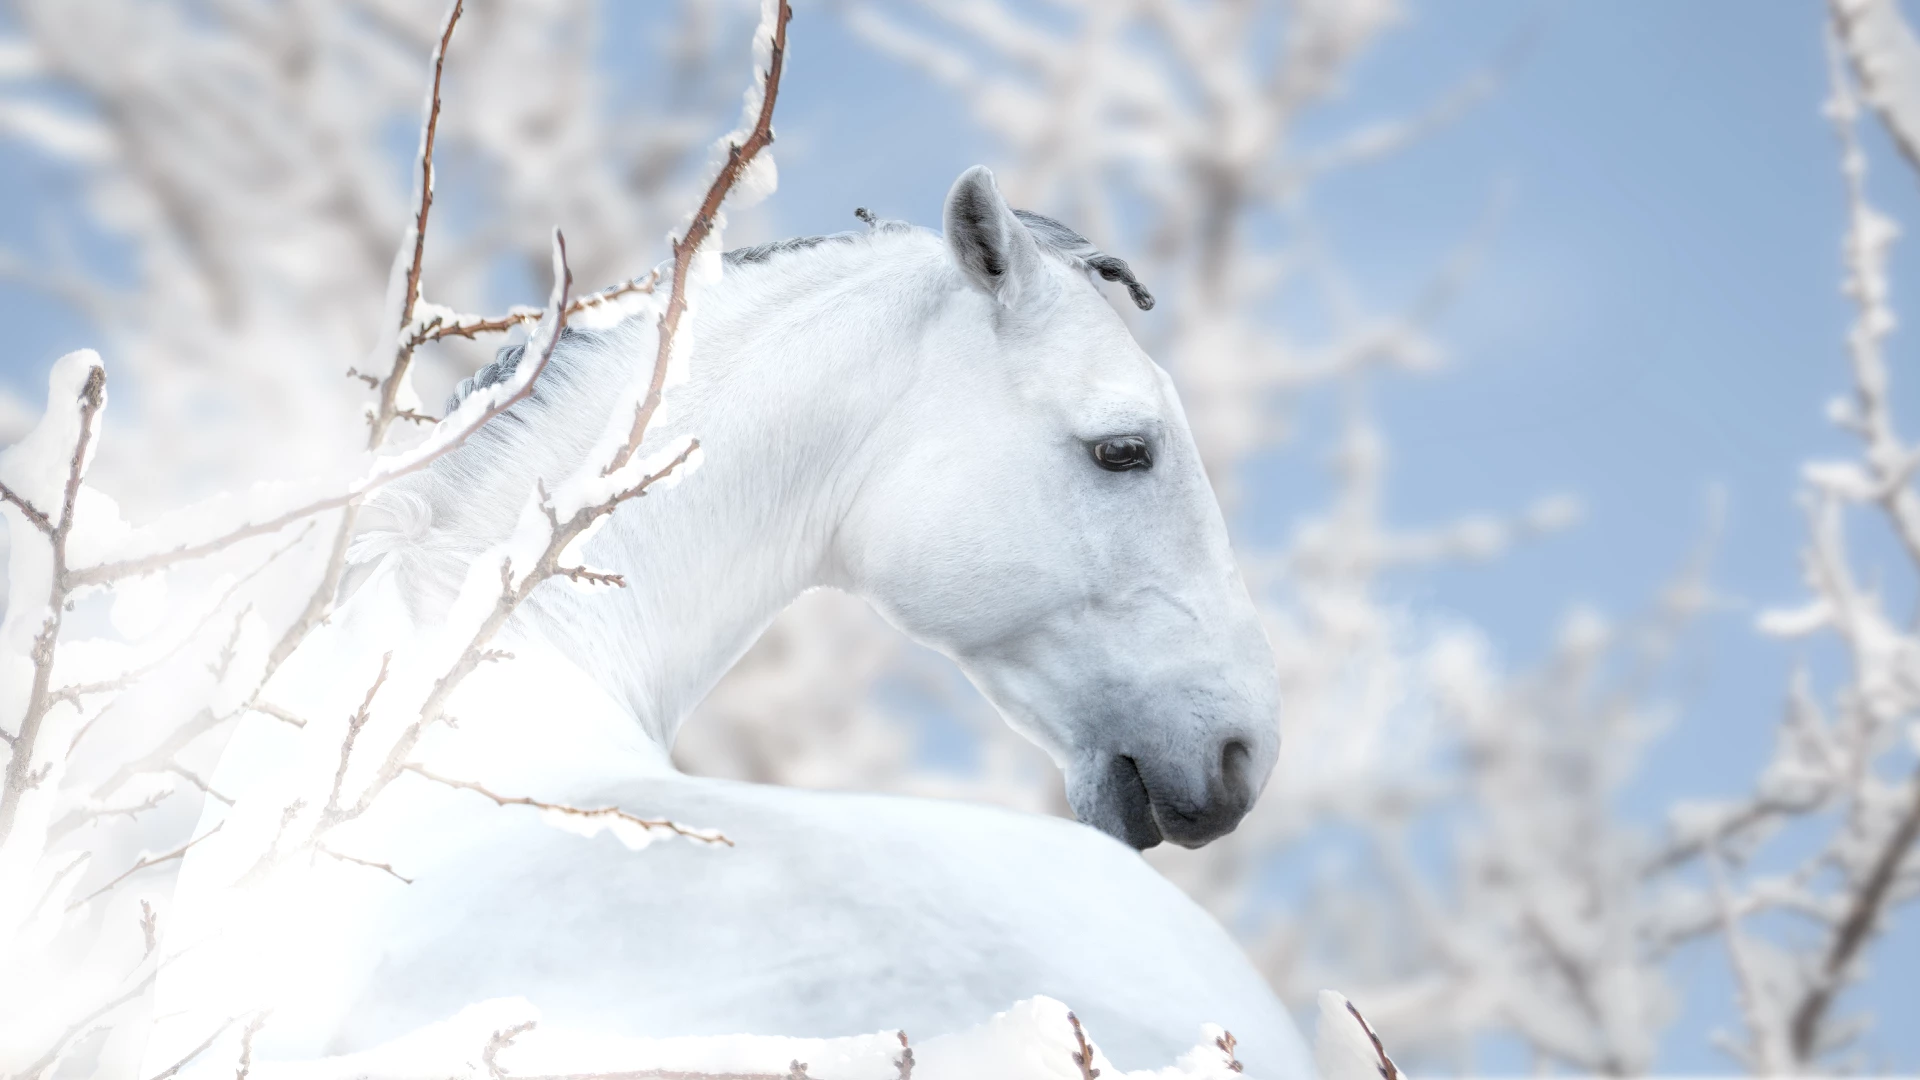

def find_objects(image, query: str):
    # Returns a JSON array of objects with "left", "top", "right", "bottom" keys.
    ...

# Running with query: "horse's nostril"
[{"left": 1219, "top": 738, "right": 1253, "bottom": 806}]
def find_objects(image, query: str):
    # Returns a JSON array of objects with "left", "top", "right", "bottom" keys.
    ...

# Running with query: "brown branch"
[
  {"left": 0, "top": 362, "right": 105, "bottom": 848},
  {"left": 291, "top": 240, "right": 576, "bottom": 852},
  {"left": 367, "top": 0, "right": 463, "bottom": 451},
  {"left": 234, "top": 1012, "right": 269, "bottom": 1080},
  {"left": 58, "top": 4, "right": 500, "bottom": 597},
  {"left": 1644, "top": 791, "right": 1828, "bottom": 878},
  {"left": 605, "top": 0, "right": 791, "bottom": 476},
  {"left": 263, "top": 501, "right": 358, "bottom": 675},
  {"left": 18, "top": 851, "right": 88, "bottom": 945},
  {"left": 407, "top": 270, "right": 661, "bottom": 349},
  {"left": 167, "top": 763, "right": 232, "bottom": 806},
  {"left": 56, "top": 522, "right": 312, "bottom": 722},
  {"left": 324, "top": 651, "right": 393, "bottom": 818},
  {"left": 318, "top": 845, "right": 413, "bottom": 885},
  {"left": 1067, "top": 1012, "right": 1100, "bottom": 1080},
  {"left": 479, "top": 1019, "right": 812, "bottom": 1080},
  {"left": 895, "top": 1031, "right": 914, "bottom": 1080},
  {"left": 90, "top": 706, "right": 231, "bottom": 803},
  {"left": 1342, "top": 999, "right": 1401, "bottom": 1080},
  {"left": 0, "top": 479, "right": 53, "bottom": 534},
  {"left": 63, "top": 296, "right": 567, "bottom": 591},
  {"left": 486, "top": 1021, "right": 537, "bottom": 1080},
  {"left": 1214, "top": 1031, "right": 1242, "bottom": 1074},
  {"left": 557, "top": 565, "right": 627, "bottom": 588},
  {"left": 252, "top": 0, "right": 773, "bottom": 887},
  {"left": 207, "top": 607, "right": 249, "bottom": 682},
  {"left": 144, "top": 1013, "right": 244, "bottom": 1080},
  {"left": 404, "top": 764, "right": 732, "bottom": 846},
  {"left": 58, "top": 786, "right": 172, "bottom": 835},
  {"left": 1789, "top": 761, "right": 1920, "bottom": 1061},
  {"left": 68, "top": 823, "right": 224, "bottom": 912},
  {"left": 140, "top": 898, "right": 158, "bottom": 957},
  {"left": 249, "top": 701, "right": 308, "bottom": 729},
  {"left": 12, "top": 967, "right": 157, "bottom": 1080}
]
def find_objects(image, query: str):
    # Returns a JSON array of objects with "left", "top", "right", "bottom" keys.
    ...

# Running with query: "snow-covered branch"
[{"left": 1654, "top": 29, "right": 1920, "bottom": 1071}]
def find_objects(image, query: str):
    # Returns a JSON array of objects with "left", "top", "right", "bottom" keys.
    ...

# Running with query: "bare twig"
[
  {"left": 406, "top": 270, "right": 663, "bottom": 350},
  {"left": 0, "top": 362, "right": 105, "bottom": 848},
  {"left": 318, "top": 845, "right": 413, "bottom": 885},
  {"left": 605, "top": 0, "right": 791, "bottom": 476},
  {"left": 248, "top": 701, "right": 308, "bottom": 729},
  {"left": 1214, "top": 1031, "right": 1242, "bottom": 1074},
  {"left": 143, "top": 1013, "right": 245, "bottom": 1080},
  {"left": 1067, "top": 1012, "right": 1100, "bottom": 1080},
  {"left": 9, "top": 968, "right": 157, "bottom": 1080},
  {"left": 68, "top": 824, "right": 224, "bottom": 912},
  {"left": 404, "top": 764, "right": 731, "bottom": 847},
  {"left": 324, "top": 652, "right": 393, "bottom": 818},
  {"left": 55, "top": 523, "right": 312, "bottom": 719},
  {"left": 234, "top": 1012, "right": 269, "bottom": 1080},
  {"left": 1831, "top": 0, "right": 1920, "bottom": 178},
  {"left": 485, "top": 1020, "right": 537, "bottom": 1080},
  {"left": 1342, "top": 1000, "right": 1401, "bottom": 1080},
  {"left": 557, "top": 565, "right": 628, "bottom": 588},
  {"left": 895, "top": 1031, "right": 914, "bottom": 1080},
  {"left": 1789, "top": 763, "right": 1920, "bottom": 1059},
  {"left": 367, "top": 0, "right": 463, "bottom": 451}
]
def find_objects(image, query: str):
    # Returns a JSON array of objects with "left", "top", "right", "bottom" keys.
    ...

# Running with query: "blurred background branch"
[{"left": 1, "top": 0, "right": 1918, "bottom": 1075}]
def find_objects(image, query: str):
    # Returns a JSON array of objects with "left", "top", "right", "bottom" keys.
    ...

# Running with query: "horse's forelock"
[{"left": 1010, "top": 209, "right": 1155, "bottom": 311}]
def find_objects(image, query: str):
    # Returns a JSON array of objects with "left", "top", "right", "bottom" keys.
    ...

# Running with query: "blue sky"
[
  {"left": 4, "top": 0, "right": 1918, "bottom": 1072},
  {"left": 734, "top": 2, "right": 1920, "bottom": 1070}
]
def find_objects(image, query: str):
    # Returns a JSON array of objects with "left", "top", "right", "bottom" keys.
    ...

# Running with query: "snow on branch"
[
  {"left": 237, "top": 0, "right": 794, "bottom": 888},
  {"left": 1831, "top": 0, "right": 1920, "bottom": 180},
  {"left": 232, "top": 996, "right": 1245, "bottom": 1080},
  {"left": 1656, "top": 31, "right": 1920, "bottom": 1071},
  {"left": 607, "top": 0, "right": 791, "bottom": 476},
  {"left": 0, "top": 351, "right": 107, "bottom": 847},
  {"left": 365, "top": 0, "right": 463, "bottom": 453},
  {"left": 0, "top": 4, "right": 790, "bottom": 1078}
]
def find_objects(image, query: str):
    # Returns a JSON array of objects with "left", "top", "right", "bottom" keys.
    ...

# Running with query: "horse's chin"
[{"left": 1069, "top": 755, "right": 1165, "bottom": 850}]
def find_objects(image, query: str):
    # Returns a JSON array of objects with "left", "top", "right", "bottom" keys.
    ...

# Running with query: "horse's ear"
[{"left": 943, "top": 165, "right": 1046, "bottom": 308}]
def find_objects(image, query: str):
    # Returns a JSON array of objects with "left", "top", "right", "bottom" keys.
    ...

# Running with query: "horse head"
[{"left": 837, "top": 166, "right": 1279, "bottom": 850}]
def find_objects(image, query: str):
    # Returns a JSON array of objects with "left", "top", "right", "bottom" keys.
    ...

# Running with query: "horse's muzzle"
[{"left": 1071, "top": 737, "right": 1265, "bottom": 850}]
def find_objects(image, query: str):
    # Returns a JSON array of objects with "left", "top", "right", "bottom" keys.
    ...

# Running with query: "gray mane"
[
  {"left": 1009, "top": 209, "right": 1155, "bottom": 312},
  {"left": 719, "top": 206, "right": 1152, "bottom": 314},
  {"left": 449, "top": 206, "right": 1154, "bottom": 413}
]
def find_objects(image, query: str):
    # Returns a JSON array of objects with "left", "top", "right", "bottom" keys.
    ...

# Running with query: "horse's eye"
[{"left": 1091, "top": 436, "right": 1152, "bottom": 472}]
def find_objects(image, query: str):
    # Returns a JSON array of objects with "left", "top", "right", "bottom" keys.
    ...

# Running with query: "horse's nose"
[
  {"left": 1219, "top": 735, "right": 1256, "bottom": 812},
  {"left": 1139, "top": 734, "right": 1266, "bottom": 849}
]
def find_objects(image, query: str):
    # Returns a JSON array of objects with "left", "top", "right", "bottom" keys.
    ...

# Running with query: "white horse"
[{"left": 149, "top": 167, "right": 1308, "bottom": 1078}]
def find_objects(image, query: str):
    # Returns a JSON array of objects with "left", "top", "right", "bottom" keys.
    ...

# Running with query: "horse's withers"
[{"left": 837, "top": 166, "right": 1280, "bottom": 849}]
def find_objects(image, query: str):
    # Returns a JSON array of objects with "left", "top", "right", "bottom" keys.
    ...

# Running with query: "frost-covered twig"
[
  {"left": 366, "top": 0, "right": 463, "bottom": 453},
  {"left": 1667, "top": 31, "right": 1920, "bottom": 1069},
  {"left": 407, "top": 270, "right": 664, "bottom": 350},
  {"left": 1831, "top": 0, "right": 1920, "bottom": 179},
  {"left": 894, "top": 1031, "right": 914, "bottom": 1080},
  {"left": 608, "top": 0, "right": 791, "bottom": 475},
  {"left": 0, "top": 356, "right": 105, "bottom": 847},
  {"left": 66, "top": 824, "right": 222, "bottom": 913},
  {"left": 262, "top": 0, "right": 791, "bottom": 882}
]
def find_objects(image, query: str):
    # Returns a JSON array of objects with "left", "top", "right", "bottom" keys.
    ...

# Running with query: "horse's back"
[{"left": 333, "top": 775, "right": 1309, "bottom": 1077}]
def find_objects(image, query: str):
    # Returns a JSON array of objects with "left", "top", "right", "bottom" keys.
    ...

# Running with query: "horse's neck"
[{"left": 520, "top": 239, "right": 944, "bottom": 749}]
